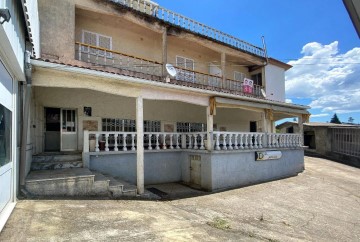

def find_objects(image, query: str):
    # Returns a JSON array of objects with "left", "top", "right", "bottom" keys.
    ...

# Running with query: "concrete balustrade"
[{"left": 83, "top": 131, "right": 302, "bottom": 153}]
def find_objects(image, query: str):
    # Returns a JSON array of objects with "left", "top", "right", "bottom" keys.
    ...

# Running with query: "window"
[
  {"left": 102, "top": 118, "right": 136, "bottom": 132},
  {"left": 144, "top": 120, "right": 161, "bottom": 132},
  {"left": 82, "top": 30, "right": 112, "bottom": 58},
  {"left": 251, "top": 73, "right": 263, "bottom": 86},
  {"left": 176, "top": 122, "right": 206, "bottom": 132},
  {"left": 101, "top": 119, "right": 160, "bottom": 132},
  {"left": 0, "top": 104, "right": 11, "bottom": 168},
  {"left": 233, "top": 71, "right": 246, "bottom": 90},
  {"left": 234, "top": 71, "right": 246, "bottom": 82},
  {"left": 62, "top": 109, "right": 76, "bottom": 133},
  {"left": 176, "top": 56, "right": 195, "bottom": 82}
]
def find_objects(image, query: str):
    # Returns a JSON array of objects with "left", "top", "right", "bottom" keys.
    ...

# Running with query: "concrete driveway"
[{"left": 1, "top": 156, "right": 360, "bottom": 241}]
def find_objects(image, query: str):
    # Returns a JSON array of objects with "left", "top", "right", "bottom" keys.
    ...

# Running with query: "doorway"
[
  {"left": 190, "top": 155, "right": 201, "bottom": 187},
  {"left": 45, "top": 107, "right": 60, "bottom": 151},
  {"left": 44, "top": 108, "right": 78, "bottom": 152}
]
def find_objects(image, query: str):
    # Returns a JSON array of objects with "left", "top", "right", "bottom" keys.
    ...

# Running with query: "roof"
[
  {"left": 276, "top": 121, "right": 297, "bottom": 129},
  {"left": 343, "top": 0, "right": 360, "bottom": 38},
  {"left": 31, "top": 58, "right": 309, "bottom": 111},
  {"left": 304, "top": 122, "right": 356, "bottom": 127},
  {"left": 108, "top": 0, "right": 266, "bottom": 60},
  {"left": 268, "top": 58, "right": 292, "bottom": 71}
]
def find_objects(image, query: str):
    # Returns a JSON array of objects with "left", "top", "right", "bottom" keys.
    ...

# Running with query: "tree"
[
  {"left": 330, "top": 113, "right": 341, "bottom": 124},
  {"left": 348, "top": 117, "right": 354, "bottom": 124}
]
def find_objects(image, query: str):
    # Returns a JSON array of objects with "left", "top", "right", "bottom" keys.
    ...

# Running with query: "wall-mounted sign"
[
  {"left": 84, "top": 107, "right": 92, "bottom": 116},
  {"left": 243, "top": 78, "right": 254, "bottom": 94},
  {"left": 255, "top": 151, "right": 282, "bottom": 161}
]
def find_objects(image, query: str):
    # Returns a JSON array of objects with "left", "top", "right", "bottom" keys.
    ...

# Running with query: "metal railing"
[
  {"left": 330, "top": 127, "right": 360, "bottom": 158},
  {"left": 75, "top": 42, "right": 163, "bottom": 76},
  {"left": 75, "top": 43, "right": 264, "bottom": 97},
  {"left": 111, "top": 0, "right": 266, "bottom": 58}
]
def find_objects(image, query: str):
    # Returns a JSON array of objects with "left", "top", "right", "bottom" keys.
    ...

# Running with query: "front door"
[
  {"left": 61, "top": 109, "right": 77, "bottom": 151},
  {"left": 190, "top": 155, "right": 201, "bottom": 187},
  {"left": 45, "top": 107, "right": 61, "bottom": 152}
]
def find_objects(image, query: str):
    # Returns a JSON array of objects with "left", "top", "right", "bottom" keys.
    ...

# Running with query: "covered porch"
[{"left": 29, "top": 67, "right": 308, "bottom": 194}]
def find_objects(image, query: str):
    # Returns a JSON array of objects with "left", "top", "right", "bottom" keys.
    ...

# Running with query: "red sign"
[{"left": 243, "top": 78, "right": 254, "bottom": 94}]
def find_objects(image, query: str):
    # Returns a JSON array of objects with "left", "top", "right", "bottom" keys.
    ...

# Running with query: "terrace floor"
[{"left": 1, "top": 156, "right": 360, "bottom": 241}]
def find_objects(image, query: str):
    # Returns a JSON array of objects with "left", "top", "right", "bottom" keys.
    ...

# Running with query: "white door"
[
  {"left": 0, "top": 105, "right": 12, "bottom": 214},
  {"left": 0, "top": 60, "right": 14, "bottom": 218},
  {"left": 61, "top": 109, "right": 78, "bottom": 151},
  {"left": 190, "top": 155, "right": 201, "bottom": 187}
]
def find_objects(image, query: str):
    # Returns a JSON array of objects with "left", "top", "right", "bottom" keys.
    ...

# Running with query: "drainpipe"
[{"left": 19, "top": 50, "right": 32, "bottom": 186}]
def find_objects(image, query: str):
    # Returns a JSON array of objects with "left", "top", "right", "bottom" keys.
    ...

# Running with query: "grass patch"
[{"left": 207, "top": 217, "right": 231, "bottom": 230}]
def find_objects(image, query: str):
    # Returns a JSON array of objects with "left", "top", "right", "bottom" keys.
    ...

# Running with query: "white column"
[
  {"left": 136, "top": 96, "right": 144, "bottom": 194},
  {"left": 298, "top": 115, "right": 304, "bottom": 146},
  {"left": 206, "top": 106, "right": 214, "bottom": 150}
]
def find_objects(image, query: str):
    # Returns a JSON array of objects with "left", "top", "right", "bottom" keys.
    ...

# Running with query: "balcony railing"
[
  {"left": 83, "top": 131, "right": 302, "bottom": 153},
  {"left": 75, "top": 42, "right": 264, "bottom": 97},
  {"left": 75, "top": 42, "right": 163, "bottom": 76},
  {"left": 111, "top": 0, "right": 266, "bottom": 58}
]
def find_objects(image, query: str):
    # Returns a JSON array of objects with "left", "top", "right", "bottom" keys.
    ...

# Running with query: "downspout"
[{"left": 19, "top": 49, "right": 32, "bottom": 186}]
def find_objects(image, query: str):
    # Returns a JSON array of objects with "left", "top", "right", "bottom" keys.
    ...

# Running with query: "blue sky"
[{"left": 155, "top": 0, "right": 360, "bottom": 124}]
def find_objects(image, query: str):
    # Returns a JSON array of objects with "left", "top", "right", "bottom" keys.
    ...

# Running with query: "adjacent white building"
[{"left": 0, "top": 0, "right": 39, "bottom": 232}]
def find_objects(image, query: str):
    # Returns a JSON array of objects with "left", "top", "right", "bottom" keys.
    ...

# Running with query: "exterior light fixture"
[{"left": 0, "top": 8, "right": 11, "bottom": 24}]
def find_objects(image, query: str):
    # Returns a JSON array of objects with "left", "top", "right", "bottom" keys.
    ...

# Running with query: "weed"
[{"left": 207, "top": 217, "right": 231, "bottom": 230}]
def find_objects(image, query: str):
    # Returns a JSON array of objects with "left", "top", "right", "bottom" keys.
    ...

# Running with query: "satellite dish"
[
  {"left": 166, "top": 64, "right": 177, "bottom": 77},
  {"left": 261, "top": 88, "right": 266, "bottom": 98}
]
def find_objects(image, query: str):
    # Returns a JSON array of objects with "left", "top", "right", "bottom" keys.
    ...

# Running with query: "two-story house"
[{"left": 24, "top": 0, "right": 310, "bottom": 197}]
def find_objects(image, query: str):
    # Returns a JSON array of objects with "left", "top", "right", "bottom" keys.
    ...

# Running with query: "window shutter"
[
  {"left": 185, "top": 58, "right": 194, "bottom": 70},
  {"left": 176, "top": 56, "right": 186, "bottom": 68},
  {"left": 234, "top": 71, "right": 245, "bottom": 81},
  {"left": 98, "top": 35, "right": 112, "bottom": 58},
  {"left": 82, "top": 31, "right": 97, "bottom": 54}
]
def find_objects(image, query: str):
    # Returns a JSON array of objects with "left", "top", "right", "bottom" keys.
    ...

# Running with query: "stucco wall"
[
  {"left": 87, "top": 149, "right": 304, "bottom": 191},
  {"left": 38, "top": 0, "right": 75, "bottom": 61},
  {"left": 209, "top": 149, "right": 304, "bottom": 191},
  {"left": 265, "top": 64, "right": 285, "bottom": 102},
  {"left": 75, "top": 9, "right": 163, "bottom": 62},
  {"left": 89, "top": 151, "right": 182, "bottom": 184}
]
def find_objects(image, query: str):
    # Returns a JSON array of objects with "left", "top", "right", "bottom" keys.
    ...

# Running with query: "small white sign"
[{"left": 255, "top": 151, "right": 282, "bottom": 161}]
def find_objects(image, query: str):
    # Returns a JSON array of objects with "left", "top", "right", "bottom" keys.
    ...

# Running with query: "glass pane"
[{"left": 0, "top": 104, "right": 12, "bottom": 167}]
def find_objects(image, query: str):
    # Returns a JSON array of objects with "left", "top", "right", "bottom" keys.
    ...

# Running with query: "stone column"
[
  {"left": 162, "top": 27, "right": 168, "bottom": 77},
  {"left": 136, "top": 96, "right": 144, "bottom": 194},
  {"left": 298, "top": 115, "right": 304, "bottom": 146},
  {"left": 221, "top": 52, "right": 226, "bottom": 87}
]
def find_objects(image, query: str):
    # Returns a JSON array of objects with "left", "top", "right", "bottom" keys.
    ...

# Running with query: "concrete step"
[
  {"left": 25, "top": 168, "right": 95, "bottom": 196},
  {"left": 103, "top": 174, "right": 137, "bottom": 198},
  {"left": 118, "top": 179, "right": 137, "bottom": 197},
  {"left": 32, "top": 153, "right": 82, "bottom": 163},
  {"left": 31, "top": 160, "right": 83, "bottom": 171},
  {"left": 91, "top": 172, "right": 110, "bottom": 196}
]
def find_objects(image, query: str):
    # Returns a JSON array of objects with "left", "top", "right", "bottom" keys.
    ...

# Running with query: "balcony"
[
  {"left": 75, "top": 42, "right": 263, "bottom": 98},
  {"left": 110, "top": 0, "right": 266, "bottom": 58}
]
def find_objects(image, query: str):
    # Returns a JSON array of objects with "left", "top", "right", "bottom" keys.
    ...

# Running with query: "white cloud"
[
  {"left": 285, "top": 41, "right": 360, "bottom": 114},
  {"left": 310, "top": 113, "right": 329, "bottom": 118},
  {"left": 285, "top": 98, "right": 292, "bottom": 103}
]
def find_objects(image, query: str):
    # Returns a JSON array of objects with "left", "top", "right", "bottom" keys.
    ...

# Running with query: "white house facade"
[{"left": 23, "top": 0, "right": 310, "bottom": 197}]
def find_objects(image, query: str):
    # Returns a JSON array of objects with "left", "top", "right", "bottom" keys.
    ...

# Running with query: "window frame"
[{"left": 81, "top": 30, "right": 113, "bottom": 58}]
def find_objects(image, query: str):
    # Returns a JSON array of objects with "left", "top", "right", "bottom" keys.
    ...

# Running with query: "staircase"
[{"left": 25, "top": 152, "right": 137, "bottom": 198}]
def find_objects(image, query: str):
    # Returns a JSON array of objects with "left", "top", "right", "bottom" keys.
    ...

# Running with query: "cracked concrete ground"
[{"left": 1, "top": 156, "right": 360, "bottom": 241}]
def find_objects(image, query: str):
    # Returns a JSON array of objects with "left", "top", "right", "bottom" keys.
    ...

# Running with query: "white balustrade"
[{"left": 83, "top": 130, "right": 302, "bottom": 154}]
